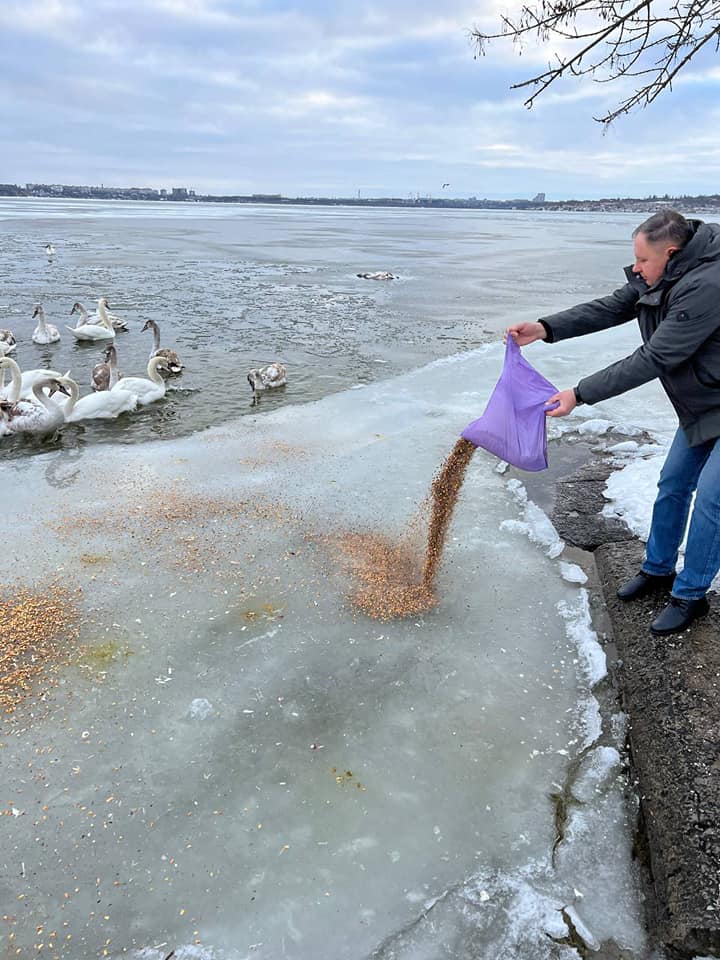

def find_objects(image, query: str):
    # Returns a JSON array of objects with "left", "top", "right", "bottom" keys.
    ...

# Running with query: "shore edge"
[{"left": 536, "top": 440, "right": 720, "bottom": 959}]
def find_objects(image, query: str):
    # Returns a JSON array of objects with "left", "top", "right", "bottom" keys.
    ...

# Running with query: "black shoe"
[
  {"left": 650, "top": 596, "right": 710, "bottom": 636},
  {"left": 616, "top": 570, "right": 675, "bottom": 601}
]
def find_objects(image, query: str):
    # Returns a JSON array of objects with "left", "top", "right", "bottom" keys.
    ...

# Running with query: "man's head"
[{"left": 632, "top": 209, "right": 693, "bottom": 287}]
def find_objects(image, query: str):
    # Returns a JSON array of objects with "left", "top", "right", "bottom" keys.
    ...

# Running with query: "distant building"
[
  {"left": 171, "top": 187, "right": 188, "bottom": 199},
  {"left": 532, "top": 192, "right": 546, "bottom": 203}
]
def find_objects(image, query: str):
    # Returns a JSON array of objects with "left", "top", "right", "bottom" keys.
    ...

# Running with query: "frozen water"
[
  {"left": 0, "top": 342, "right": 651, "bottom": 959},
  {"left": 570, "top": 746, "right": 622, "bottom": 803},
  {"left": 559, "top": 563, "right": 588, "bottom": 585},
  {"left": 576, "top": 418, "right": 613, "bottom": 436},
  {"left": 188, "top": 698, "right": 215, "bottom": 720}
]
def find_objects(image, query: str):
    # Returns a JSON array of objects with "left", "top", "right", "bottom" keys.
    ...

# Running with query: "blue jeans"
[{"left": 643, "top": 427, "right": 720, "bottom": 599}]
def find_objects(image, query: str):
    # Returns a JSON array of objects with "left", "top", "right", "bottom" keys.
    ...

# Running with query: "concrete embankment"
[{"left": 537, "top": 443, "right": 720, "bottom": 959}]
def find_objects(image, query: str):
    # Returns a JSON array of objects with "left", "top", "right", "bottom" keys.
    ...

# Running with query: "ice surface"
[
  {"left": 559, "top": 562, "right": 588, "bottom": 585},
  {"left": 0, "top": 338, "right": 654, "bottom": 959},
  {"left": 576, "top": 418, "right": 613, "bottom": 436}
]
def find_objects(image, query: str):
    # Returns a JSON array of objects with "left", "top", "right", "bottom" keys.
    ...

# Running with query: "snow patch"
[
  {"left": 557, "top": 590, "right": 607, "bottom": 686},
  {"left": 559, "top": 562, "right": 587, "bottom": 585}
]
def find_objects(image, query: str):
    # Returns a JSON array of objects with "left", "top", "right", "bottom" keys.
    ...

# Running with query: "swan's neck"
[
  {"left": 3, "top": 359, "right": 22, "bottom": 403},
  {"left": 147, "top": 358, "right": 165, "bottom": 385},
  {"left": 31, "top": 381, "right": 62, "bottom": 414},
  {"left": 76, "top": 304, "right": 90, "bottom": 320},
  {"left": 97, "top": 301, "right": 113, "bottom": 331},
  {"left": 62, "top": 379, "right": 80, "bottom": 415},
  {"left": 108, "top": 349, "right": 119, "bottom": 388},
  {"left": 150, "top": 322, "right": 161, "bottom": 353},
  {"left": 36, "top": 311, "right": 48, "bottom": 334}
]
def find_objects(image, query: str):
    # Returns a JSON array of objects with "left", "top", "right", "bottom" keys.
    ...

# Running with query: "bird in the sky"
[{"left": 442, "top": 183, "right": 450, "bottom": 188}]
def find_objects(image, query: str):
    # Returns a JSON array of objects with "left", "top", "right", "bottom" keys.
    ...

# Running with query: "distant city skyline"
[
  {"left": 3, "top": 1, "right": 720, "bottom": 200},
  {"left": 8, "top": 181, "right": 720, "bottom": 215}
]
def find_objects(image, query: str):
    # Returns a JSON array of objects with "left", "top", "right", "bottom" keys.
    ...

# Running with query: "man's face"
[{"left": 632, "top": 231, "right": 678, "bottom": 287}]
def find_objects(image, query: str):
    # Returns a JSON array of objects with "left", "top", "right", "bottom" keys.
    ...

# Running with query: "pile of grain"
[
  {"left": 336, "top": 438, "right": 476, "bottom": 620},
  {"left": 0, "top": 586, "right": 79, "bottom": 715},
  {"left": 334, "top": 532, "right": 436, "bottom": 620}
]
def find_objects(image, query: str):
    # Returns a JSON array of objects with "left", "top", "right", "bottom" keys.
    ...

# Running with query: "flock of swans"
[
  {"left": 0, "top": 296, "right": 185, "bottom": 439},
  {"left": 0, "top": 236, "right": 296, "bottom": 440},
  {"left": 0, "top": 286, "right": 289, "bottom": 439}
]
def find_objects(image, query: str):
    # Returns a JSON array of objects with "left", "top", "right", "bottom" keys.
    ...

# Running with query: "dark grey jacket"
[{"left": 539, "top": 220, "right": 720, "bottom": 446}]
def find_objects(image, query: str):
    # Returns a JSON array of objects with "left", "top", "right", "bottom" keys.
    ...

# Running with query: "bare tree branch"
[{"left": 471, "top": 0, "right": 720, "bottom": 124}]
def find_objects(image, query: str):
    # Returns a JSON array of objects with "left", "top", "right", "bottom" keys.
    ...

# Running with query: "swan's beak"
[
  {"left": 49, "top": 380, "right": 71, "bottom": 397},
  {"left": 32, "top": 307, "right": 40, "bottom": 318}
]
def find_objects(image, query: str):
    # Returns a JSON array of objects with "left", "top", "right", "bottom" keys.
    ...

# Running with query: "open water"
[{"left": 0, "top": 198, "right": 632, "bottom": 455}]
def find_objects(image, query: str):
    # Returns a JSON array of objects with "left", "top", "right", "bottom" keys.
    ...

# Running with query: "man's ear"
[{"left": 667, "top": 245, "right": 679, "bottom": 259}]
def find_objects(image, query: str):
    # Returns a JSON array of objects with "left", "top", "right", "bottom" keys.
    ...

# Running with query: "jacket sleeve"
[
  {"left": 539, "top": 284, "right": 639, "bottom": 342},
  {"left": 577, "top": 280, "right": 720, "bottom": 404}
]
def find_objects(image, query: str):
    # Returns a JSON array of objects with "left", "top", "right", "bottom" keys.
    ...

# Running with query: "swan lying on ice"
[
  {"left": 0, "top": 374, "right": 69, "bottom": 437},
  {"left": 32, "top": 305, "right": 61, "bottom": 344},
  {"left": 113, "top": 355, "right": 170, "bottom": 406},
  {"left": 357, "top": 271, "right": 395, "bottom": 280},
  {"left": 142, "top": 319, "right": 183, "bottom": 375}
]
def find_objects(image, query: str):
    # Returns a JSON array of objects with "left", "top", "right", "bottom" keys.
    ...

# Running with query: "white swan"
[
  {"left": 54, "top": 375, "right": 137, "bottom": 422},
  {"left": 91, "top": 344, "right": 121, "bottom": 392},
  {"left": 112, "top": 356, "right": 169, "bottom": 406},
  {"left": 45, "top": 243, "right": 56, "bottom": 258},
  {"left": 0, "top": 329, "right": 16, "bottom": 349},
  {"left": 97, "top": 297, "right": 128, "bottom": 332},
  {"left": 0, "top": 376, "right": 68, "bottom": 437},
  {"left": 0, "top": 357, "right": 44, "bottom": 427},
  {"left": 142, "top": 319, "right": 183, "bottom": 375},
  {"left": 0, "top": 357, "right": 71, "bottom": 401},
  {"left": 71, "top": 300, "right": 128, "bottom": 332},
  {"left": 248, "top": 362, "right": 287, "bottom": 396},
  {"left": 32, "top": 305, "right": 61, "bottom": 344},
  {"left": 66, "top": 302, "right": 114, "bottom": 342}
]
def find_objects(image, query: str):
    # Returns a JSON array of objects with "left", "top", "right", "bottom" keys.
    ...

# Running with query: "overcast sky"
[{"left": 2, "top": 0, "right": 720, "bottom": 199}]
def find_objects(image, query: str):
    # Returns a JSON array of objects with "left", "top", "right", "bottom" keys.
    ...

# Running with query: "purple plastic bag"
[{"left": 461, "top": 337, "right": 558, "bottom": 471}]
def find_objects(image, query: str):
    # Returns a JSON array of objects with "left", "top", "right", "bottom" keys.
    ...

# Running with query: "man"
[{"left": 508, "top": 209, "right": 720, "bottom": 636}]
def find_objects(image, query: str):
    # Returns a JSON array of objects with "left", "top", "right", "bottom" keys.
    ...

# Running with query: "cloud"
[{"left": 2, "top": 0, "right": 720, "bottom": 198}]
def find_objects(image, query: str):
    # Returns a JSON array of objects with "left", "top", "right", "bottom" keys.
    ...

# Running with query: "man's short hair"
[{"left": 633, "top": 209, "right": 693, "bottom": 248}]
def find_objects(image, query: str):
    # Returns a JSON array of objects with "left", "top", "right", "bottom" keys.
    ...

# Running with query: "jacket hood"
[{"left": 623, "top": 220, "right": 720, "bottom": 290}]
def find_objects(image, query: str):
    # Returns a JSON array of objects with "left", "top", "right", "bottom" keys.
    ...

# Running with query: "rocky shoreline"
[{"left": 524, "top": 437, "right": 720, "bottom": 959}]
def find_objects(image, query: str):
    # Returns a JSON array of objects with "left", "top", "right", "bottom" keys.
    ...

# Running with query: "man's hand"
[
  {"left": 505, "top": 322, "right": 547, "bottom": 346},
  {"left": 545, "top": 389, "right": 577, "bottom": 418}
]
